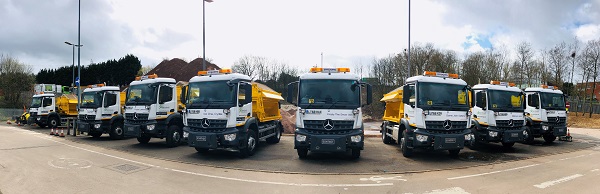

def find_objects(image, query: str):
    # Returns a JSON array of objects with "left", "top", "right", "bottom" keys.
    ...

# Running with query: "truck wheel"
[
  {"left": 109, "top": 122, "right": 125, "bottom": 140},
  {"left": 239, "top": 130, "right": 257, "bottom": 158},
  {"left": 382, "top": 122, "right": 392, "bottom": 144},
  {"left": 502, "top": 142, "right": 515, "bottom": 148},
  {"left": 543, "top": 134, "right": 556, "bottom": 143},
  {"left": 90, "top": 132, "right": 102, "bottom": 138},
  {"left": 165, "top": 125, "right": 182, "bottom": 148},
  {"left": 401, "top": 130, "right": 413, "bottom": 157},
  {"left": 351, "top": 148, "right": 361, "bottom": 159},
  {"left": 195, "top": 147, "right": 209, "bottom": 153},
  {"left": 297, "top": 148, "right": 308, "bottom": 159},
  {"left": 266, "top": 123, "right": 282, "bottom": 144},
  {"left": 448, "top": 149, "right": 460, "bottom": 157},
  {"left": 49, "top": 117, "right": 60, "bottom": 128},
  {"left": 523, "top": 126, "right": 534, "bottom": 144},
  {"left": 137, "top": 136, "right": 151, "bottom": 144}
]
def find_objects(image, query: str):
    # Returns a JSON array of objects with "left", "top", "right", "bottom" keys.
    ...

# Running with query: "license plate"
[
  {"left": 558, "top": 129, "right": 564, "bottom": 132},
  {"left": 196, "top": 136, "right": 206, "bottom": 142},
  {"left": 511, "top": 133, "right": 519, "bottom": 137},
  {"left": 128, "top": 127, "right": 134, "bottom": 131},
  {"left": 321, "top": 139, "right": 335, "bottom": 145},
  {"left": 445, "top": 138, "right": 456, "bottom": 143}
]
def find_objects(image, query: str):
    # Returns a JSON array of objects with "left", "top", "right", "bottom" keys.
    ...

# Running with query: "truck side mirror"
[
  {"left": 243, "top": 83, "right": 253, "bottom": 105},
  {"left": 365, "top": 84, "right": 372, "bottom": 106},
  {"left": 286, "top": 81, "right": 298, "bottom": 106},
  {"left": 180, "top": 85, "right": 188, "bottom": 104},
  {"left": 402, "top": 85, "right": 410, "bottom": 104}
]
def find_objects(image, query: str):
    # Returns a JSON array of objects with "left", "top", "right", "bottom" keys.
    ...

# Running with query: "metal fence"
[
  {"left": 0, "top": 108, "right": 24, "bottom": 120},
  {"left": 569, "top": 101, "right": 600, "bottom": 114}
]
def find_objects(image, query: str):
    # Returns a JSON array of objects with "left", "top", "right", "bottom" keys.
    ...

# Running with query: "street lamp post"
[
  {"left": 203, "top": 0, "right": 213, "bottom": 71},
  {"left": 64, "top": 42, "right": 82, "bottom": 89},
  {"left": 408, "top": 0, "right": 411, "bottom": 77}
]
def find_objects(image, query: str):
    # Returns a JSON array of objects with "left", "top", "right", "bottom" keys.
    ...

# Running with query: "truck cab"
[
  {"left": 77, "top": 84, "right": 126, "bottom": 139},
  {"left": 470, "top": 81, "right": 526, "bottom": 148},
  {"left": 524, "top": 85, "right": 567, "bottom": 143},
  {"left": 123, "top": 74, "right": 185, "bottom": 147},
  {"left": 182, "top": 69, "right": 284, "bottom": 158},
  {"left": 287, "top": 67, "right": 372, "bottom": 159},
  {"left": 380, "top": 71, "right": 471, "bottom": 157},
  {"left": 29, "top": 93, "right": 55, "bottom": 128}
]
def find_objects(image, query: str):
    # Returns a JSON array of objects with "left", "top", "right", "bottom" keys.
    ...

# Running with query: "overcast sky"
[{"left": 1, "top": 0, "right": 599, "bottom": 74}]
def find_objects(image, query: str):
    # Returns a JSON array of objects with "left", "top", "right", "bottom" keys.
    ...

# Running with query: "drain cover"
[{"left": 104, "top": 163, "right": 149, "bottom": 174}]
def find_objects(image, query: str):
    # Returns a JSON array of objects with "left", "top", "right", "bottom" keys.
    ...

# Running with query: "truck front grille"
[
  {"left": 496, "top": 120, "right": 525, "bottom": 128},
  {"left": 188, "top": 119, "right": 227, "bottom": 129},
  {"left": 546, "top": 117, "right": 566, "bottom": 127},
  {"left": 78, "top": 115, "right": 96, "bottom": 121},
  {"left": 125, "top": 113, "right": 149, "bottom": 120},
  {"left": 425, "top": 121, "right": 468, "bottom": 130},
  {"left": 303, "top": 120, "right": 354, "bottom": 131}
]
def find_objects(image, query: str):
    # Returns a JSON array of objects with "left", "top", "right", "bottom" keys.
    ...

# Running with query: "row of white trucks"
[{"left": 27, "top": 68, "right": 567, "bottom": 159}]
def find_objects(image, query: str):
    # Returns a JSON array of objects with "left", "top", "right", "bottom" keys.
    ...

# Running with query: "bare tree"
[
  {"left": 0, "top": 54, "right": 35, "bottom": 108},
  {"left": 581, "top": 39, "right": 600, "bottom": 117},
  {"left": 547, "top": 42, "right": 569, "bottom": 87},
  {"left": 231, "top": 55, "right": 268, "bottom": 80},
  {"left": 516, "top": 42, "right": 535, "bottom": 87}
]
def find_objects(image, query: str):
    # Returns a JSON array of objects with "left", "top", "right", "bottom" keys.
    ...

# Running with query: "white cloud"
[{"left": 574, "top": 24, "right": 600, "bottom": 43}]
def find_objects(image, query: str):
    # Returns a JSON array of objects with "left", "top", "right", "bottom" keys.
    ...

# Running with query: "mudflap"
[
  {"left": 433, "top": 135, "right": 465, "bottom": 150},
  {"left": 124, "top": 125, "right": 141, "bottom": 138},
  {"left": 188, "top": 133, "right": 218, "bottom": 149},
  {"left": 310, "top": 136, "right": 346, "bottom": 152},
  {"left": 503, "top": 130, "right": 523, "bottom": 143}
]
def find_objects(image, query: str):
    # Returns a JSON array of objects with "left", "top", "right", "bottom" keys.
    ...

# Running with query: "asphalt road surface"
[{"left": 1, "top": 124, "right": 599, "bottom": 193}]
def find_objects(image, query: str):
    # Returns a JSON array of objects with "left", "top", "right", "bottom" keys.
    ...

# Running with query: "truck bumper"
[
  {"left": 124, "top": 120, "right": 161, "bottom": 138},
  {"left": 294, "top": 128, "right": 364, "bottom": 153},
  {"left": 35, "top": 115, "right": 49, "bottom": 125},
  {"left": 531, "top": 122, "right": 567, "bottom": 137},
  {"left": 78, "top": 120, "right": 110, "bottom": 133},
  {"left": 410, "top": 129, "right": 470, "bottom": 150},
  {"left": 183, "top": 127, "right": 241, "bottom": 150},
  {"left": 475, "top": 126, "right": 525, "bottom": 143}
]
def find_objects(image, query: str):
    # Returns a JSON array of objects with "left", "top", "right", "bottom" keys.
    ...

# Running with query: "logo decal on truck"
[
  {"left": 323, "top": 119, "right": 334, "bottom": 130},
  {"left": 201, "top": 118, "right": 211, "bottom": 128},
  {"left": 443, "top": 120, "right": 452, "bottom": 130}
]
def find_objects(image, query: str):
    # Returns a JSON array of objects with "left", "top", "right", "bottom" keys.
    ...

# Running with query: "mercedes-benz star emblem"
[
  {"left": 133, "top": 112, "right": 138, "bottom": 120},
  {"left": 443, "top": 120, "right": 452, "bottom": 130},
  {"left": 201, "top": 118, "right": 210, "bottom": 128},
  {"left": 323, "top": 119, "right": 334, "bottom": 130},
  {"left": 508, "top": 119, "right": 514, "bottom": 127},
  {"left": 556, "top": 116, "right": 560, "bottom": 123}
]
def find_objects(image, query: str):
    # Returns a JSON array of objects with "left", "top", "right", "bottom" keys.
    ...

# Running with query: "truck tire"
[
  {"left": 266, "top": 124, "right": 282, "bottom": 144},
  {"left": 89, "top": 132, "right": 102, "bottom": 138},
  {"left": 523, "top": 126, "right": 535, "bottom": 144},
  {"left": 109, "top": 122, "right": 125, "bottom": 140},
  {"left": 382, "top": 122, "right": 392, "bottom": 144},
  {"left": 195, "top": 147, "right": 209, "bottom": 153},
  {"left": 239, "top": 130, "right": 257, "bottom": 158},
  {"left": 401, "top": 130, "right": 413, "bottom": 157},
  {"left": 165, "top": 125, "right": 182, "bottom": 148},
  {"left": 543, "top": 134, "right": 556, "bottom": 143},
  {"left": 351, "top": 148, "right": 361, "bottom": 159},
  {"left": 137, "top": 136, "right": 151, "bottom": 144},
  {"left": 49, "top": 117, "right": 60, "bottom": 129},
  {"left": 297, "top": 148, "right": 308, "bottom": 159},
  {"left": 502, "top": 142, "right": 515, "bottom": 148},
  {"left": 448, "top": 149, "right": 460, "bottom": 157}
]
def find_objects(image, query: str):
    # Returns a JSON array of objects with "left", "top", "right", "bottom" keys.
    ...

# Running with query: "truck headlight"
[
  {"left": 296, "top": 134, "right": 307, "bottom": 142},
  {"left": 352, "top": 109, "right": 359, "bottom": 115},
  {"left": 351, "top": 135, "right": 362, "bottom": 142},
  {"left": 416, "top": 134, "right": 428, "bottom": 142},
  {"left": 489, "top": 131, "right": 498, "bottom": 137},
  {"left": 183, "top": 131, "right": 189, "bottom": 138},
  {"left": 465, "top": 134, "right": 473, "bottom": 141},
  {"left": 94, "top": 124, "right": 101, "bottom": 129},
  {"left": 542, "top": 125, "right": 549, "bottom": 131},
  {"left": 224, "top": 133, "right": 236, "bottom": 141},
  {"left": 223, "top": 109, "right": 230, "bottom": 114},
  {"left": 147, "top": 124, "right": 155, "bottom": 131}
]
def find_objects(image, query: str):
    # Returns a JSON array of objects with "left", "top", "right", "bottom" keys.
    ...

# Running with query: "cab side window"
[
  {"left": 159, "top": 85, "right": 173, "bottom": 103},
  {"left": 527, "top": 94, "right": 533, "bottom": 107},
  {"left": 475, "top": 91, "right": 486, "bottom": 108}
]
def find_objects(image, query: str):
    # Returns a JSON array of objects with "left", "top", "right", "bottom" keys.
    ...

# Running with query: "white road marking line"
[
  {"left": 591, "top": 169, "right": 599, "bottom": 172},
  {"left": 558, "top": 154, "right": 587, "bottom": 161},
  {"left": 447, "top": 164, "right": 540, "bottom": 180},
  {"left": 360, "top": 176, "right": 407, "bottom": 183},
  {"left": 422, "top": 187, "right": 470, "bottom": 194},
  {"left": 534, "top": 174, "right": 583, "bottom": 189},
  {"left": 33, "top": 132, "right": 393, "bottom": 187}
]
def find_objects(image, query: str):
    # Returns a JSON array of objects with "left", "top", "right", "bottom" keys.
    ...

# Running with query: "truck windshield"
[
  {"left": 186, "top": 81, "right": 235, "bottom": 108},
  {"left": 31, "top": 97, "right": 42, "bottom": 108},
  {"left": 540, "top": 92, "right": 565, "bottom": 110},
  {"left": 126, "top": 84, "right": 157, "bottom": 105},
  {"left": 488, "top": 90, "right": 524, "bottom": 112},
  {"left": 81, "top": 92, "right": 103, "bottom": 108},
  {"left": 417, "top": 82, "right": 469, "bottom": 111},
  {"left": 298, "top": 79, "right": 360, "bottom": 109}
]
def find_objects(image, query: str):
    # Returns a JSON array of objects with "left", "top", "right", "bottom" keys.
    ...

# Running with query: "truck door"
[
  {"left": 157, "top": 84, "right": 176, "bottom": 116},
  {"left": 103, "top": 91, "right": 120, "bottom": 117}
]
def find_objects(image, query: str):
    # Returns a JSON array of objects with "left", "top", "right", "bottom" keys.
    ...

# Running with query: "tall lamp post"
[
  {"left": 203, "top": 0, "right": 213, "bottom": 71},
  {"left": 407, "top": 0, "right": 411, "bottom": 77},
  {"left": 64, "top": 42, "right": 82, "bottom": 89}
]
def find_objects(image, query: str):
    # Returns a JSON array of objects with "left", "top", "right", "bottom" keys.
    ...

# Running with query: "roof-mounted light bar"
[
  {"left": 136, "top": 73, "right": 158, "bottom": 81},
  {"left": 309, "top": 67, "right": 350, "bottom": 73},
  {"left": 423, "top": 71, "right": 459, "bottom": 79},
  {"left": 198, "top": 68, "right": 232, "bottom": 76},
  {"left": 490, "top": 80, "right": 516, "bottom": 87}
]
